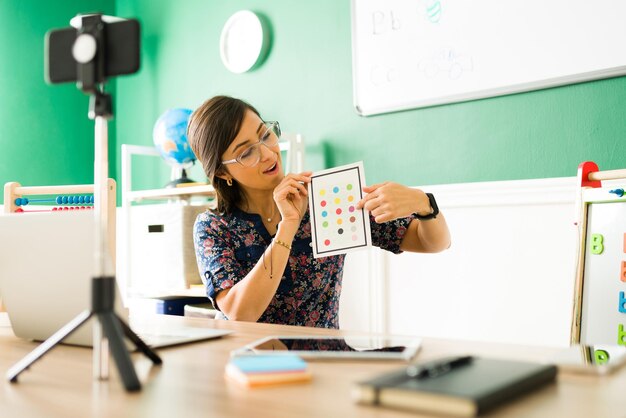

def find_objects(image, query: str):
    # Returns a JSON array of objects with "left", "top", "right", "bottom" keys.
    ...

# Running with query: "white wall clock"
[{"left": 220, "top": 10, "right": 270, "bottom": 74}]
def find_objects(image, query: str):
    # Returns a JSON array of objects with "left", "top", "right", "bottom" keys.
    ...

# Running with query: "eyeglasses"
[{"left": 221, "top": 121, "right": 281, "bottom": 168}]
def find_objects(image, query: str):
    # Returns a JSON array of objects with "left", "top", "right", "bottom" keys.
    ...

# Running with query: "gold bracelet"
[{"left": 274, "top": 239, "right": 292, "bottom": 251}]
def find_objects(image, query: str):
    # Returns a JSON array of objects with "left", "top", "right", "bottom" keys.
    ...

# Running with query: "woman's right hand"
[{"left": 273, "top": 171, "right": 312, "bottom": 224}]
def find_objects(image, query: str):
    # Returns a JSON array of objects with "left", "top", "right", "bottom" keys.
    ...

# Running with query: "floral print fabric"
[{"left": 194, "top": 208, "right": 414, "bottom": 328}]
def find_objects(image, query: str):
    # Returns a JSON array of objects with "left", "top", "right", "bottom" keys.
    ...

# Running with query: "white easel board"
[{"left": 576, "top": 187, "right": 626, "bottom": 345}]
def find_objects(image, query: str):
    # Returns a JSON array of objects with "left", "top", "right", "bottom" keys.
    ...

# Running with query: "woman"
[{"left": 187, "top": 96, "right": 450, "bottom": 328}]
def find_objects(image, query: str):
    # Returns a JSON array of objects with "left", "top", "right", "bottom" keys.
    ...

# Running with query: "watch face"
[{"left": 220, "top": 10, "right": 266, "bottom": 73}]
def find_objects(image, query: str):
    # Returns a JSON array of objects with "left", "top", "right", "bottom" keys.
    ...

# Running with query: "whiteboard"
[
  {"left": 577, "top": 189, "right": 626, "bottom": 345},
  {"left": 351, "top": 0, "right": 626, "bottom": 116}
]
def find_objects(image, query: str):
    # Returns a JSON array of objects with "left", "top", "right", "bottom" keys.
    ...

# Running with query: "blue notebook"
[{"left": 230, "top": 354, "right": 307, "bottom": 373}]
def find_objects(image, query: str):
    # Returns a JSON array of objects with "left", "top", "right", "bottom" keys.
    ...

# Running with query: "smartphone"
[
  {"left": 45, "top": 18, "right": 140, "bottom": 84},
  {"left": 550, "top": 344, "right": 626, "bottom": 375}
]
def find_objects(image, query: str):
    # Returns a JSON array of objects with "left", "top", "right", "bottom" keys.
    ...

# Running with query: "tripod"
[{"left": 6, "top": 14, "right": 161, "bottom": 392}]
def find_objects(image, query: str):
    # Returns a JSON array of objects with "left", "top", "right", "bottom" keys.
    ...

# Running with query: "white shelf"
[{"left": 126, "top": 184, "right": 216, "bottom": 203}]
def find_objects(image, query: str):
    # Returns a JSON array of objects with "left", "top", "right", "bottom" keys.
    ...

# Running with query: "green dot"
[
  {"left": 322, "top": 221, "right": 329, "bottom": 228},
  {"left": 347, "top": 184, "right": 353, "bottom": 190}
]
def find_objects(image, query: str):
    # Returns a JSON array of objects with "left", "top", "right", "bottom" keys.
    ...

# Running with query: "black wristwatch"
[{"left": 414, "top": 193, "right": 439, "bottom": 220}]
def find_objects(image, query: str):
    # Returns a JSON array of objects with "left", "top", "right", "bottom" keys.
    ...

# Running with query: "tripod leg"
[
  {"left": 117, "top": 317, "right": 162, "bottom": 365},
  {"left": 98, "top": 311, "right": 141, "bottom": 392},
  {"left": 6, "top": 309, "right": 92, "bottom": 383}
]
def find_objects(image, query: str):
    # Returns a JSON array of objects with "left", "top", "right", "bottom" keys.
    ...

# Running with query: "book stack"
[
  {"left": 353, "top": 356, "right": 557, "bottom": 417},
  {"left": 225, "top": 354, "right": 312, "bottom": 388}
]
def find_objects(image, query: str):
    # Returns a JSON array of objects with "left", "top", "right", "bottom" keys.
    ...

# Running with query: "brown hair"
[{"left": 187, "top": 96, "right": 261, "bottom": 214}]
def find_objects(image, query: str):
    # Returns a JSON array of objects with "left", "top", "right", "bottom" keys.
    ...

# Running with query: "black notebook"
[{"left": 353, "top": 356, "right": 557, "bottom": 417}]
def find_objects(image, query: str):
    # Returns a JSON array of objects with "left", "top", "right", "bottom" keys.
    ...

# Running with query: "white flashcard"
[{"left": 308, "top": 161, "right": 372, "bottom": 258}]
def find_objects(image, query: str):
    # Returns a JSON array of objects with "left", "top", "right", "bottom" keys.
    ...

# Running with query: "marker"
[{"left": 406, "top": 355, "right": 473, "bottom": 380}]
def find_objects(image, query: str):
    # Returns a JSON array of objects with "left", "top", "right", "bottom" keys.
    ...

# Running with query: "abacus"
[
  {"left": 3, "top": 180, "right": 114, "bottom": 213},
  {"left": 7, "top": 187, "right": 94, "bottom": 213}
]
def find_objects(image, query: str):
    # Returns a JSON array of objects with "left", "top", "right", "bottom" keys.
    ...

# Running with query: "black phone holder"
[{"left": 6, "top": 13, "right": 161, "bottom": 392}]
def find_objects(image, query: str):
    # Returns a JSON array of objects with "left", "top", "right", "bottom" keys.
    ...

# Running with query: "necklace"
[{"left": 264, "top": 204, "right": 277, "bottom": 223}]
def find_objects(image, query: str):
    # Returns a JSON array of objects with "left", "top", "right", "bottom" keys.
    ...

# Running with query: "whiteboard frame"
[
  {"left": 571, "top": 186, "right": 626, "bottom": 344},
  {"left": 350, "top": 0, "right": 626, "bottom": 116}
]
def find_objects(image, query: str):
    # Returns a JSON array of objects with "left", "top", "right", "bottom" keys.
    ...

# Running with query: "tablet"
[
  {"left": 233, "top": 335, "right": 422, "bottom": 361},
  {"left": 549, "top": 344, "right": 626, "bottom": 375}
]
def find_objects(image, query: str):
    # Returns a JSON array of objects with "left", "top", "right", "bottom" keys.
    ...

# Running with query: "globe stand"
[
  {"left": 6, "top": 14, "right": 161, "bottom": 392},
  {"left": 165, "top": 167, "right": 196, "bottom": 188}
]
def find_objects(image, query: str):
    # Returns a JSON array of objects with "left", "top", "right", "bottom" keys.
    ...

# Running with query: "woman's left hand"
[{"left": 356, "top": 182, "right": 431, "bottom": 223}]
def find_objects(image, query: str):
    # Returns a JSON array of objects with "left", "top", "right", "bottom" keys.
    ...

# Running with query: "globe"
[{"left": 153, "top": 108, "right": 196, "bottom": 169}]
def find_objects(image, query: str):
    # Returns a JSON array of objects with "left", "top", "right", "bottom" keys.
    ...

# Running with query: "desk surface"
[{"left": 0, "top": 313, "right": 623, "bottom": 418}]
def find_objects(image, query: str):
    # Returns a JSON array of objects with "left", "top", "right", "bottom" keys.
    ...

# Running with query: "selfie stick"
[{"left": 6, "top": 14, "right": 161, "bottom": 392}]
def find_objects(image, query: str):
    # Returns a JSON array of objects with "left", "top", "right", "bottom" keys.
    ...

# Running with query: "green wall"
[
  {"left": 0, "top": 0, "right": 116, "bottom": 200},
  {"left": 115, "top": 0, "right": 626, "bottom": 192},
  {"left": 2, "top": 0, "right": 625, "bottom": 205}
]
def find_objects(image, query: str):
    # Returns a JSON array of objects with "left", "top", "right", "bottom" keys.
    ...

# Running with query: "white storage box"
[{"left": 126, "top": 204, "right": 209, "bottom": 295}]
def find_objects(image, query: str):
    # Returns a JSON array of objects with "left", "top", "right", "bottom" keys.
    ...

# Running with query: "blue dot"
[
  {"left": 333, "top": 187, "right": 339, "bottom": 193},
  {"left": 62, "top": 196, "right": 68, "bottom": 204},
  {"left": 15, "top": 198, "right": 22, "bottom": 206},
  {"left": 79, "top": 196, "right": 85, "bottom": 204},
  {"left": 322, "top": 211, "right": 328, "bottom": 217},
  {"left": 56, "top": 196, "right": 63, "bottom": 204}
]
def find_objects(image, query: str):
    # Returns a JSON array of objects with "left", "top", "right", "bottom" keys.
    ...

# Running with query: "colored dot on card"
[
  {"left": 322, "top": 211, "right": 328, "bottom": 217},
  {"left": 350, "top": 216, "right": 356, "bottom": 223},
  {"left": 333, "top": 186, "right": 339, "bottom": 193},
  {"left": 351, "top": 226, "right": 357, "bottom": 232},
  {"left": 320, "top": 200, "right": 327, "bottom": 207},
  {"left": 324, "top": 239, "right": 331, "bottom": 246},
  {"left": 337, "top": 218, "right": 343, "bottom": 225},
  {"left": 349, "top": 206, "right": 355, "bottom": 212},
  {"left": 336, "top": 208, "right": 342, "bottom": 215},
  {"left": 347, "top": 184, "right": 353, "bottom": 190},
  {"left": 338, "top": 228, "right": 344, "bottom": 234},
  {"left": 352, "top": 234, "right": 358, "bottom": 241},
  {"left": 323, "top": 221, "right": 329, "bottom": 227},
  {"left": 347, "top": 195, "right": 354, "bottom": 202},
  {"left": 320, "top": 190, "right": 326, "bottom": 196},
  {"left": 334, "top": 198, "right": 340, "bottom": 204}
]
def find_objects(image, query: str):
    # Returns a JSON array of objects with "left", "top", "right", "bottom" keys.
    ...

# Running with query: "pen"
[{"left": 406, "top": 355, "right": 473, "bottom": 380}]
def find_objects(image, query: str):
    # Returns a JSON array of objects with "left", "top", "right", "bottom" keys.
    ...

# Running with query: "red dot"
[
  {"left": 324, "top": 239, "right": 330, "bottom": 246},
  {"left": 321, "top": 200, "right": 327, "bottom": 207},
  {"left": 350, "top": 216, "right": 356, "bottom": 223},
  {"left": 336, "top": 208, "right": 342, "bottom": 215}
]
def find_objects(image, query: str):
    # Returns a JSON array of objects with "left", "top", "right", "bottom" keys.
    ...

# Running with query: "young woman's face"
[{"left": 220, "top": 109, "right": 284, "bottom": 193}]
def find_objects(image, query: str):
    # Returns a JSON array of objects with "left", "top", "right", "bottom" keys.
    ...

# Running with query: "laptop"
[{"left": 0, "top": 211, "right": 231, "bottom": 348}]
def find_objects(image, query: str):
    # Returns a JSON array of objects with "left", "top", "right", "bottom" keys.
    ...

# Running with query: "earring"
[{"left": 226, "top": 178, "right": 233, "bottom": 186}]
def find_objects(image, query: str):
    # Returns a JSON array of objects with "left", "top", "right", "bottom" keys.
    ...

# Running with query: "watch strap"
[{"left": 414, "top": 193, "right": 439, "bottom": 220}]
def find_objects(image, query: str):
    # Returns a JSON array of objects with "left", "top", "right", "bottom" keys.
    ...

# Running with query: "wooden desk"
[{"left": 0, "top": 314, "right": 623, "bottom": 418}]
